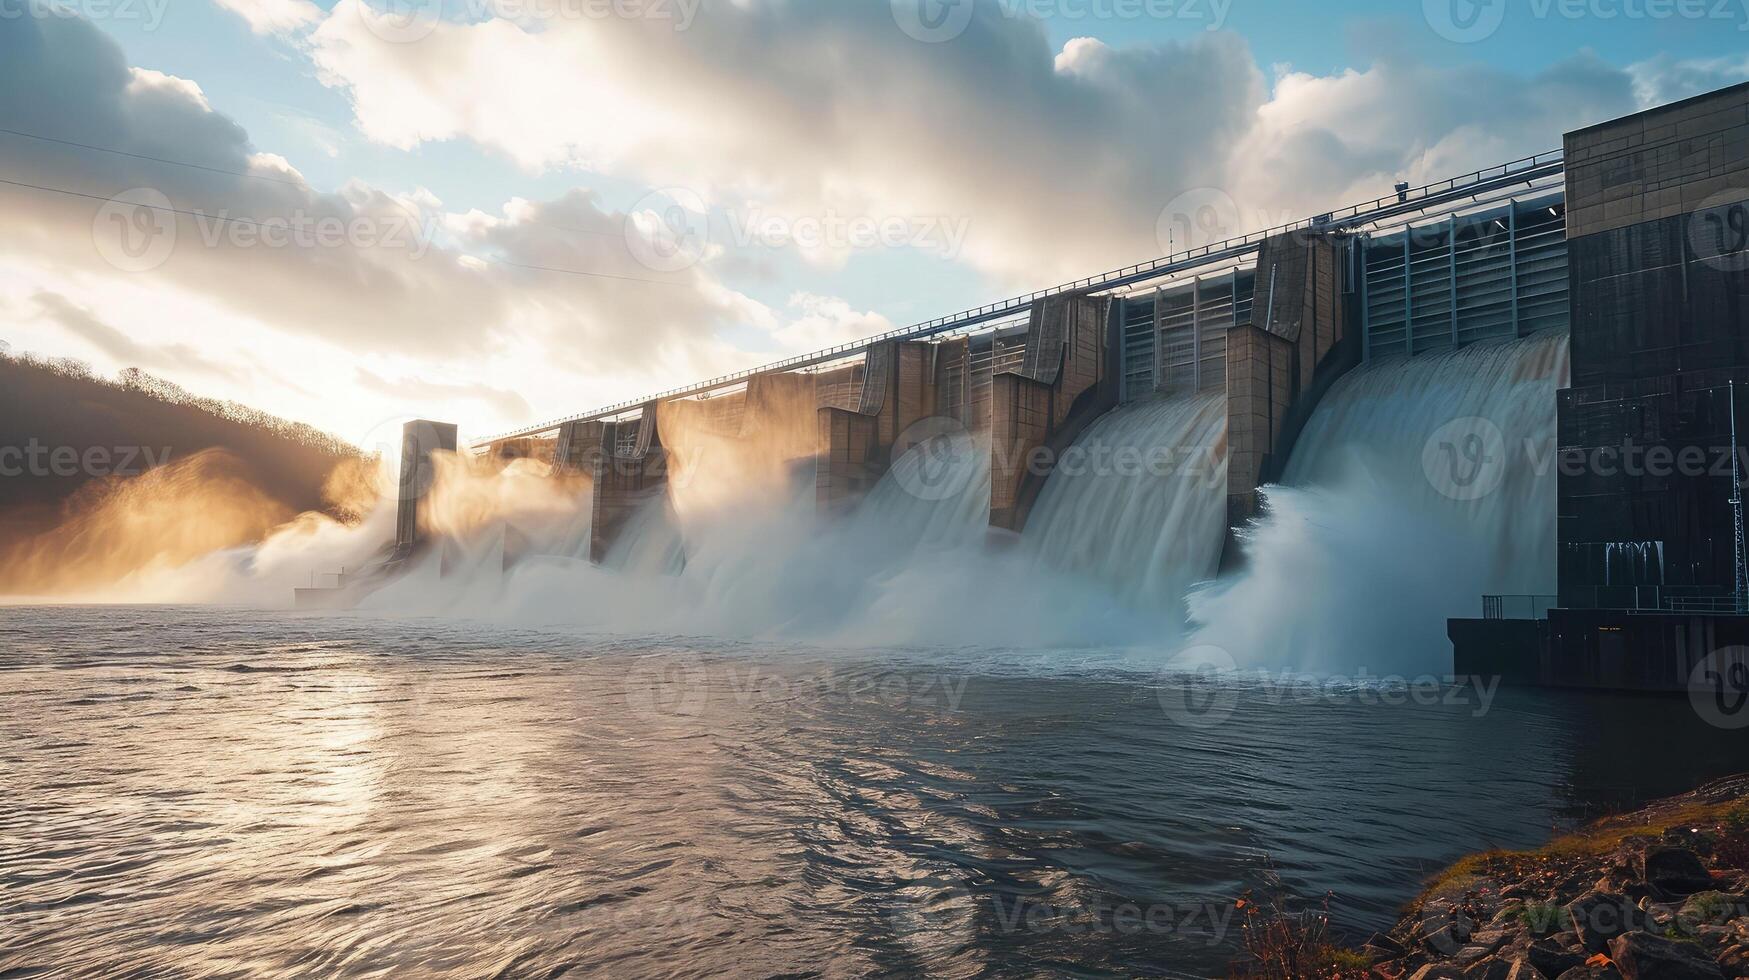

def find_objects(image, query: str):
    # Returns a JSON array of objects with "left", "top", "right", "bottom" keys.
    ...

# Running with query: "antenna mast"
[{"left": 1732, "top": 381, "right": 1746, "bottom": 612}]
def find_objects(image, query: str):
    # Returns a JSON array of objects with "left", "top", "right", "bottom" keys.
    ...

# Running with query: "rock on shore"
[{"left": 1363, "top": 775, "right": 1749, "bottom": 980}]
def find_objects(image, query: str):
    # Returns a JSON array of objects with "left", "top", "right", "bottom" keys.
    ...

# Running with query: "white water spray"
[
  {"left": 1025, "top": 392, "right": 1228, "bottom": 613},
  {"left": 1188, "top": 332, "right": 1570, "bottom": 674}
]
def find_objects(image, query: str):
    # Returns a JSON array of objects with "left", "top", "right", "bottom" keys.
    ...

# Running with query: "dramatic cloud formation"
[
  {"left": 0, "top": 10, "right": 832, "bottom": 436},
  {"left": 1229, "top": 51, "right": 1637, "bottom": 212},
  {"left": 306, "top": 1, "right": 1269, "bottom": 282},
  {"left": 298, "top": 0, "right": 1681, "bottom": 285}
]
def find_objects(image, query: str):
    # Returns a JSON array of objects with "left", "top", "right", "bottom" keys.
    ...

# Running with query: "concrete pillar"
[
  {"left": 815, "top": 340, "right": 938, "bottom": 515},
  {"left": 1223, "top": 323, "right": 1297, "bottom": 533},
  {"left": 815, "top": 406, "right": 882, "bottom": 515},
  {"left": 987, "top": 293, "right": 1115, "bottom": 533},
  {"left": 742, "top": 371, "right": 820, "bottom": 460},
  {"left": 1222, "top": 230, "right": 1354, "bottom": 564},
  {"left": 395, "top": 419, "right": 458, "bottom": 558},
  {"left": 589, "top": 404, "right": 666, "bottom": 565},
  {"left": 891, "top": 341, "right": 936, "bottom": 441}
]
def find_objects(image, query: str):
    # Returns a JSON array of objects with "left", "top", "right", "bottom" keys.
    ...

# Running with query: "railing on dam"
[
  {"left": 1482, "top": 594, "right": 1559, "bottom": 620},
  {"left": 481, "top": 150, "right": 1565, "bottom": 445}
]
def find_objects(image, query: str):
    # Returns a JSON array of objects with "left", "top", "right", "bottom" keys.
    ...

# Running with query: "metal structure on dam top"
[{"left": 481, "top": 149, "right": 1567, "bottom": 446}]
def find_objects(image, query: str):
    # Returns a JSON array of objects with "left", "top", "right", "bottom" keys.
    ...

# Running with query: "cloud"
[
  {"left": 300, "top": 1, "right": 1669, "bottom": 286},
  {"left": 209, "top": 0, "right": 322, "bottom": 35},
  {"left": 772, "top": 294, "right": 894, "bottom": 351},
  {"left": 354, "top": 367, "right": 534, "bottom": 421},
  {"left": 303, "top": 1, "right": 1267, "bottom": 282},
  {"left": 1628, "top": 54, "right": 1749, "bottom": 109},
  {"left": 1225, "top": 53, "right": 1637, "bottom": 220},
  {"left": 0, "top": 10, "right": 852, "bottom": 433},
  {"left": 30, "top": 289, "right": 241, "bottom": 382}
]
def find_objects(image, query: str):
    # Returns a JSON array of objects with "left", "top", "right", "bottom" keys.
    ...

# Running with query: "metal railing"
[
  {"left": 481, "top": 150, "right": 1565, "bottom": 444},
  {"left": 1482, "top": 594, "right": 1558, "bottom": 620},
  {"left": 1665, "top": 595, "right": 1748, "bottom": 614},
  {"left": 1554, "top": 585, "right": 1749, "bottom": 615}
]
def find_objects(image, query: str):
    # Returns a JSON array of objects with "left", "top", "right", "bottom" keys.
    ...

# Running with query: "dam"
[{"left": 349, "top": 82, "right": 1749, "bottom": 691}]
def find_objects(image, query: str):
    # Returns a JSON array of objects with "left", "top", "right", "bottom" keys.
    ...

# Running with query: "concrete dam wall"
[{"left": 361, "top": 82, "right": 1749, "bottom": 691}]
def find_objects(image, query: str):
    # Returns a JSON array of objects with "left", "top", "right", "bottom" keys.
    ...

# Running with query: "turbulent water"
[
  {"left": 4, "top": 606, "right": 1746, "bottom": 979},
  {"left": 1190, "top": 332, "right": 1571, "bottom": 674},
  {"left": 355, "top": 396, "right": 1230, "bottom": 650},
  {"left": 1025, "top": 391, "right": 1228, "bottom": 613}
]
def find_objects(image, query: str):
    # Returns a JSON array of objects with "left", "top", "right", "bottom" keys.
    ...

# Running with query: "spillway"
[
  {"left": 1023, "top": 392, "right": 1228, "bottom": 613},
  {"left": 846, "top": 429, "right": 992, "bottom": 556},
  {"left": 1188, "top": 330, "right": 1571, "bottom": 673}
]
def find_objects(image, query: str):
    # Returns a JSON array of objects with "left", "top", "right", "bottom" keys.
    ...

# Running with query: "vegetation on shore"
[{"left": 1231, "top": 775, "right": 1749, "bottom": 979}]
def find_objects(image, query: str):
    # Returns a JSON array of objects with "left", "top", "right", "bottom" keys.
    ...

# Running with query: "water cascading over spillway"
[
  {"left": 142, "top": 330, "right": 1560, "bottom": 667},
  {"left": 1188, "top": 330, "right": 1571, "bottom": 674},
  {"left": 497, "top": 390, "right": 1232, "bottom": 647},
  {"left": 1023, "top": 391, "right": 1229, "bottom": 613},
  {"left": 849, "top": 429, "right": 992, "bottom": 554}
]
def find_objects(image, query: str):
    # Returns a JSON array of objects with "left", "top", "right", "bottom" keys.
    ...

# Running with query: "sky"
[{"left": 2, "top": 0, "right": 1746, "bottom": 448}]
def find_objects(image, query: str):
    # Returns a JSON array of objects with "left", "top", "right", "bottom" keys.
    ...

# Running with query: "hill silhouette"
[{"left": 0, "top": 353, "right": 365, "bottom": 552}]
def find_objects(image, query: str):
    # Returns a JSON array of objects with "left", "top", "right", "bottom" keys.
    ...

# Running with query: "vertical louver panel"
[
  {"left": 1454, "top": 208, "right": 1517, "bottom": 346},
  {"left": 1208, "top": 269, "right": 1250, "bottom": 391},
  {"left": 1408, "top": 224, "right": 1455, "bottom": 354},
  {"left": 1114, "top": 269, "right": 1249, "bottom": 402},
  {"left": 1363, "top": 236, "right": 1408, "bottom": 358},
  {"left": 1158, "top": 283, "right": 1198, "bottom": 394},
  {"left": 1122, "top": 295, "right": 1157, "bottom": 400},
  {"left": 1361, "top": 190, "right": 1567, "bottom": 357},
  {"left": 1515, "top": 199, "right": 1570, "bottom": 336}
]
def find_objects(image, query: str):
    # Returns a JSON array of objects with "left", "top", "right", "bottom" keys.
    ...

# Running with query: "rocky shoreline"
[{"left": 1356, "top": 775, "right": 1749, "bottom": 980}]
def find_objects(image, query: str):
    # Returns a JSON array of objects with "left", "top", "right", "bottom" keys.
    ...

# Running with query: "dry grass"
[
  {"left": 1229, "top": 891, "right": 1372, "bottom": 980},
  {"left": 1417, "top": 798, "right": 1749, "bottom": 907}
]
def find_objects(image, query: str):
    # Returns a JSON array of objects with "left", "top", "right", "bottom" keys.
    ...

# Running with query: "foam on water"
[{"left": 1188, "top": 331, "right": 1571, "bottom": 674}]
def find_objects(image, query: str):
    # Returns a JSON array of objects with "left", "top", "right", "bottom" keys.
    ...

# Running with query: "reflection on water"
[{"left": 2, "top": 607, "right": 1745, "bottom": 978}]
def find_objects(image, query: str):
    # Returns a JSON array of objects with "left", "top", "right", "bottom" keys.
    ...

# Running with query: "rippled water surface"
[{"left": 4, "top": 606, "right": 1747, "bottom": 978}]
